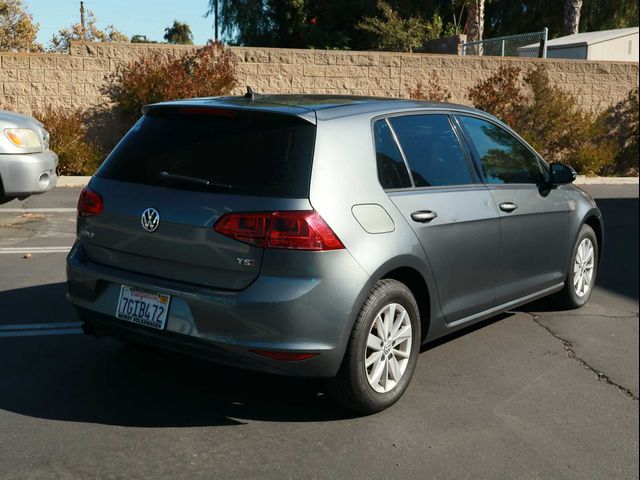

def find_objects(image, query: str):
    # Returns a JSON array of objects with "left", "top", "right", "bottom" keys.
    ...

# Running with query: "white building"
[{"left": 518, "top": 27, "right": 639, "bottom": 61}]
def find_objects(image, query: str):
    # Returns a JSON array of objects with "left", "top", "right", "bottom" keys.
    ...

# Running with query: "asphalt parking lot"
[{"left": 0, "top": 184, "right": 637, "bottom": 480}]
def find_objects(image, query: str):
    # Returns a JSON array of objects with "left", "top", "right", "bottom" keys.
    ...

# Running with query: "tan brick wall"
[
  {"left": 230, "top": 46, "right": 638, "bottom": 113},
  {"left": 1, "top": 41, "right": 638, "bottom": 119}
]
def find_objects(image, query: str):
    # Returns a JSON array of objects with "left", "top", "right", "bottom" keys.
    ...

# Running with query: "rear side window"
[
  {"left": 97, "top": 108, "right": 316, "bottom": 198},
  {"left": 373, "top": 120, "right": 412, "bottom": 189},
  {"left": 389, "top": 114, "right": 473, "bottom": 187},
  {"left": 458, "top": 116, "right": 545, "bottom": 185}
]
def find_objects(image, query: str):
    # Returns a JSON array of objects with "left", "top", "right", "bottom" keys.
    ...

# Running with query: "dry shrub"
[
  {"left": 32, "top": 106, "right": 104, "bottom": 176},
  {"left": 602, "top": 88, "right": 639, "bottom": 176},
  {"left": 409, "top": 72, "right": 452, "bottom": 102},
  {"left": 468, "top": 64, "right": 617, "bottom": 176},
  {"left": 105, "top": 41, "right": 236, "bottom": 122},
  {"left": 468, "top": 65, "right": 524, "bottom": 126}
]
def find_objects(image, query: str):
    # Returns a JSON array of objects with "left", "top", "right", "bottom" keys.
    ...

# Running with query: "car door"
[
  {"left": 377, "top": 113, "right": 502, "bottom": 324},
  {"left": 456, "top": 114, "right": 572, "bottom": 304}
]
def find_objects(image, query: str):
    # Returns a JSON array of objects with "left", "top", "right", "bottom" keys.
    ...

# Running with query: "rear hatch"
[{"left": 79, "top": 106, "right": 316, "bottom": 290}]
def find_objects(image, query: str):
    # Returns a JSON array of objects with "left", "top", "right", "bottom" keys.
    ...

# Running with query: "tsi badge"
[
  {"left": 237, "top": 257, "right": 256, "bottom": 267},
  {"left": 141, "top": 208, "right": 160, "bottom": 233},
  {"left": 79, "top": 228, "right": 94, "bottom": 239}
]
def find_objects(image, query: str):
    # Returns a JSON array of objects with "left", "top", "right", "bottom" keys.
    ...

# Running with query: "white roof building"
[{"left": 518, "top": 27, "right": 639, "bottom": 61}]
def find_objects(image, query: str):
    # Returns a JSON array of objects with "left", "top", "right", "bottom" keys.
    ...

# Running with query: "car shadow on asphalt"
[
  {"left": 520, "top": 196, "right": 639, "bottom": 313},
  {"left": 0, "top": 282, "right": 360, "bottom": 426},
  {"left": 0, "top": 283, "right": 520, "bottom": 427},
  {"left": 591, "top": 196, "right": 639, "bottom": 302}
]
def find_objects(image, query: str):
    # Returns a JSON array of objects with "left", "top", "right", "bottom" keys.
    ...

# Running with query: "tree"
[
  {"left": 579, "top": 0, "right": 638, "bottom": 32},
  {"left": 206, "top": 0, "right": 639, "bottom": 49},
  {"left": 206, "top": 1, "right": 469, "bottom": 49},
  {"left": 464, "top": 0, "right": 485, "bottom": 42},
  {"left": 0, "top": 0, "right": 42, "bottom": 52},
  {"left": 164, "top": 20, "right": 193, "bottom": 44},
  {"left": 481, "top": 0, "right": 636, "bottom": 40},
  {"left": 563, "top": 0, "right": 582, "bottom": 35},
  {"left": 49, "top": 9, "right": 128, "bottom": 52},
  {"left": 357, "top": 1, "right": 443, "bottom": 52},
  {"left": 206, "top": 0, "right": 308, "bottom": 47}
]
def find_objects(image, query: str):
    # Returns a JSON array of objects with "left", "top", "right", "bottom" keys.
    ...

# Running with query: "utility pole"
[
  {"left": 214, "top": 0, "right": 219, "bottom": 41},
  {"left": 80, "top": 1, "right": 87, "bottom": 40}
]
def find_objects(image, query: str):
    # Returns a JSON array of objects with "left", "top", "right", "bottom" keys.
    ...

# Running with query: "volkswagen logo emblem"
[{"left": 141, "top": 208, "right": 160, "bottom": 233}]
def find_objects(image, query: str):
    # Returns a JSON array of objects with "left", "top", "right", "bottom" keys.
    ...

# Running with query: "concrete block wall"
[
  {"left": 229, "top": 46, "right": 638, "bottom": 113},
  {"left": 1, "top": 41, "right": 638, "bottom": 119}
]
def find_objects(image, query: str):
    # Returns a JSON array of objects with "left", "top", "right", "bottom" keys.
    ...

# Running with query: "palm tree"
[
  {"left": 563, "top": 0, "right": 583, "bottom": 35},
  {"left": 465, "top": 0, "right": 485, "bottom": 42}
]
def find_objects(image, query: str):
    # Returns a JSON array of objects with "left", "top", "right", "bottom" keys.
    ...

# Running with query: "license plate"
[{"left": 116, "top": 285, "right": 171, "bottom": 330}]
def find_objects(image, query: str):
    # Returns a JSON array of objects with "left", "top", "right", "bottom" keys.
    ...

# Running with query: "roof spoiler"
[{"left": 141, "top": 103, "right": 317, "bottom": 124}]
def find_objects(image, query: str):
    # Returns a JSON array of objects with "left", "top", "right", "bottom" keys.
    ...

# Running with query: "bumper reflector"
[{"left": 251, "top": 350, "right": 319, "bottom": 362}]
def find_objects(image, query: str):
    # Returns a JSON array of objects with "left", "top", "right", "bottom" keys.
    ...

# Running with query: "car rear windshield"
[{"left": 96, "top": 108, "right": 316, "bottom": 198}]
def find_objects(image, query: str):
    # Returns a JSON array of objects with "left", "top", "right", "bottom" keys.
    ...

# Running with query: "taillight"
[
  {"left": 77, "top": 187, "right": 103, "bottom": 216},
  {"left": 214, "top": 211, "right": 344, "bottom": 251}
]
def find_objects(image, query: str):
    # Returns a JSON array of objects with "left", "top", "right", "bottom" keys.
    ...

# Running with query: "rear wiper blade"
[{"left": 157, "top": 171, "right": 232, "bottom": 190}]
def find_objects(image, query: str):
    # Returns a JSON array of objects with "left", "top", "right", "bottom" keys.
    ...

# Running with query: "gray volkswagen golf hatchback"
[{"left": 67, "top": 95, "right": 602, "bottom": 414}]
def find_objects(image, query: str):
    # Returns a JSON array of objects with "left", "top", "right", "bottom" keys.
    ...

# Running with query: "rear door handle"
[
  {"left": 411, "top": 210, "right": 438, "bottom": 223},
  {"left": 499, "top": 202, "right": 518, "bottom": 213}
]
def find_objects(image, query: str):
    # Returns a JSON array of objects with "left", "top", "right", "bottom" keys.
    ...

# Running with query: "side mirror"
[{"left": 549, "top": 163, "right": 577, "bottom": 185}]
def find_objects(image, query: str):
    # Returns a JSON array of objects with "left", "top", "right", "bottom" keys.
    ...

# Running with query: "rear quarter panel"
[{"left": 308, "top": 114, "right": 445, "bottom": 341}]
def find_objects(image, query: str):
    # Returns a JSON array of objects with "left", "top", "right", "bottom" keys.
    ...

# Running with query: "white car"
[{"left": 0, "top": 110, "right": 58, "bottom": 201}]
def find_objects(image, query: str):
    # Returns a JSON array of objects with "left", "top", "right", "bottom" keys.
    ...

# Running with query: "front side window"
[
  {"left": 389, "top": 114, "right": 473, "bottom": 187},
  {"left": 373, "top": 119, "right": 412, "bottom": 189},
  {"left": 458, "top": 116, "right": 545, "bottom": 185}
]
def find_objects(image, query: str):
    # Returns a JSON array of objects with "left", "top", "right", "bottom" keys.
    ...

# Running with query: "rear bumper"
[
  {"left": 77, "top": 307, "right": 300, "bottom": 374},
  {"left": 66, "top": 241, "right": 370, "bottom": 377},
  {"left": 0, "top": 150, "right": 58, "bottom": 195}
]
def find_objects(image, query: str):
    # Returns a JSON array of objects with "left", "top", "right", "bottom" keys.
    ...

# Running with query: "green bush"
[
  {"left": 33, "top": 106, "right": 104, "bottom": 176},
  {"left": 357, "top": 1, "right": 444, "bottom": 53},
  {"left": 468, "top": 65, "right": 618, "bottom": 176},
  {"left": 105, "top": 41, "right": 236, "bottom": 123}
]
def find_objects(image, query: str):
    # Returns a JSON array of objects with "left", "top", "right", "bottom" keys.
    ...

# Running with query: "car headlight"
[{"left": 4, "top": 128, "right": 42, "bottom": 149}]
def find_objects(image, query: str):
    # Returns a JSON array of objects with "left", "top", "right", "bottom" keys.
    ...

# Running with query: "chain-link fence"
[{"left": 461, "top": 28, "right": 548, "bottom": 58}]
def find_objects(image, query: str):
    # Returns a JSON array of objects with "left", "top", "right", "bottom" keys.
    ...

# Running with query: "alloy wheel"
[
  {"left": 364, "top": 303, "right": 412, "bottom": 393},
  {"left": 573, "top": 237, "right": 595, "bottom": 298}
]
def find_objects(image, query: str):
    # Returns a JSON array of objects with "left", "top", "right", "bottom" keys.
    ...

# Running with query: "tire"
[
  {"left": 326, "top": 279, "right": 421, "bottom": 415},
  {"left": 556, "top": 224, "right": 598, "bottom": 309}
]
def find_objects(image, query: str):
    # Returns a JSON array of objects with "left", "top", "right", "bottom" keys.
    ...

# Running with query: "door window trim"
[{"left": 384, "top": 118, "right": 415, "bottom": 188}]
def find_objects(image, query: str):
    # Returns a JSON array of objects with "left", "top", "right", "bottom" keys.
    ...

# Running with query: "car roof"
[{"left": 144, "top": 94, "right": 486, "bottom": 122}]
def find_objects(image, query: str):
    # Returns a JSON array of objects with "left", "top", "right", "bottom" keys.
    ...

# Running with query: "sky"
[{"left": 26, "top": 0, "right": 217, "bottom": 47}]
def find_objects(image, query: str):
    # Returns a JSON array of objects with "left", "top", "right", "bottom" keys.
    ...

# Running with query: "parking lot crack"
[
  {"left": 546, "top": 312, "right": 639, "bottom": 319},
  {"left": 523, "top": 311, "right": 639, "bottom": 401}
]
